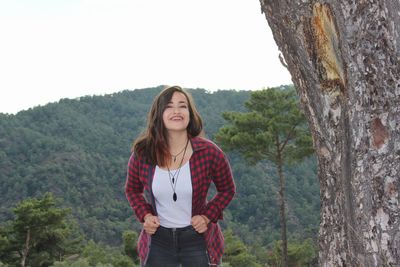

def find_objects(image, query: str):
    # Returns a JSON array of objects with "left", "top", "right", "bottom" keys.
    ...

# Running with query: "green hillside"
[{"left": 0, "top": 86, "right": 319, "bottom": 248}]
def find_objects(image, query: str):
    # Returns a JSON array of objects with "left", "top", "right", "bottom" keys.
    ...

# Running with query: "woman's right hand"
[{"left": 143, "top": 214, "right": 160, "bottom": 235}]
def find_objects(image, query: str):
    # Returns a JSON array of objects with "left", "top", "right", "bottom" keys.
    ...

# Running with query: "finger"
[
  {"left": 196, "top": 226, "right": 206, "bottom": 234},
  {"left": 193, "top": 223, "right": 202, "bottom": 231},
  {"left": 146, "top": 228, "right": 156, "bottom": 235},
  {"left": 152, "top": 218, "right": 160, "bottom": 226},
  {"left": 196, "top": 219, "right": 205, "bottom": 228},
  {"left": 191, "top": 217, "right": 201, "bottom": 227},
  {"left": 191, "top": 215, "right": 201, "bottom": 223},
  {"left": 195, "top": 224, "right": 205, "bottom": 232},
  {"left": 192, "top": 221, "right": 199, "bottom": 228},
  {"left": 149, "top": 225, "right": 157, "bottom": 231}
]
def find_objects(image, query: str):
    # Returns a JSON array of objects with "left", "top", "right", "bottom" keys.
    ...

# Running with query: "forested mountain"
[{"left": 0, "top": 86, "right": 319, "bottom": 249}]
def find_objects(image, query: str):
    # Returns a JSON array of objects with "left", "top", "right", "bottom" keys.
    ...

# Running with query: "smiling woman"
[
  {"left": 162, "top": 92, "right": 190, "bottom": 133},
  {"left": 125, "top": 85, "right": 236, "bottom": 266}
]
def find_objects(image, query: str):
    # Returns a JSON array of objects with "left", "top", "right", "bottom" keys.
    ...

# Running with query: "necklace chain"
[
  {"left": 170, "top": 143, "right": 187, "bottom": 162},
  {"left": 167, "top": 139, "right": 189, "bottom": 202}
]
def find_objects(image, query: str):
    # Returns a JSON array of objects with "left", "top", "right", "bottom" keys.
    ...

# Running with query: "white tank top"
[{"left": 153, "top": 162, "right": 192, "bottom": 228}]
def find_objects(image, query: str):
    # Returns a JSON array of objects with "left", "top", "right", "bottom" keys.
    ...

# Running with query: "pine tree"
[
  {"left": 216, "top": 87, "right": 313, "bottom": 267},
  {"left": 0, "top": 193, "right": 81, "bottom": 266}
]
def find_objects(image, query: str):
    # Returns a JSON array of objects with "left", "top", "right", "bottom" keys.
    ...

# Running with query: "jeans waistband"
[
  {"left": 152, "top": 224, "right": 205, "bottom": 252},
  {"left": 159, "top": 225, "right": 194, "bottom": 232}
]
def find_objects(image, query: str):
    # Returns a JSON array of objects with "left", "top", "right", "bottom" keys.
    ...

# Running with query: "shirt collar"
[{"left": 190, "top": 136, "right": 208, "bottom": 152}]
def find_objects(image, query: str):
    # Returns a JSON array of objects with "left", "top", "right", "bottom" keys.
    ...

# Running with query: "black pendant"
[
  {"left": 172, "top": 178, "right": 175, "bottom": 184},
  {"left": 173, "top": 193, "right": 177, "bottom": 202}
]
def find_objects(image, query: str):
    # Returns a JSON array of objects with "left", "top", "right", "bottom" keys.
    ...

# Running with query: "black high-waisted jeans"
[{"left": 144, "top": 225, "right": 210, "bottom": 267}]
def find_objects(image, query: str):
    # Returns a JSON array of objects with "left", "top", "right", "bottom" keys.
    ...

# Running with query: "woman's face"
[{"left": 162, "top": 92, "right": 190, "bottom": 133}]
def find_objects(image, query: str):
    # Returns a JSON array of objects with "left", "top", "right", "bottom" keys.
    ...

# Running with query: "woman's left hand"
[{"left": 191, "top": 215, "right": 210, "bottom": 233}]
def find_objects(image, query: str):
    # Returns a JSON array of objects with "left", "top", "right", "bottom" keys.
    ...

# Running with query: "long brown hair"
[{"left": 132, "top": 86, "right": 203, "bottom": 166}]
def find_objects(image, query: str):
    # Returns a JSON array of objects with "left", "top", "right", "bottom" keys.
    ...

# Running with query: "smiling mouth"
[{"left": 171, "top": 116, "right": 183, "bottom": 121}]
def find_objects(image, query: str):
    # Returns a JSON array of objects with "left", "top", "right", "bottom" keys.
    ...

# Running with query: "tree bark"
[
  {"left": 259, "top": 0, "right": 400, "bottom": 266},
  {"left": 21, "top": 228, "right": 30, "bottom": 267}
]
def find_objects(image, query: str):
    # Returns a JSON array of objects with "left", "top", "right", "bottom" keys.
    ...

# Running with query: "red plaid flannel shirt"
[{"left": 125, "top": 136, "right": 236, "bottom": 266}]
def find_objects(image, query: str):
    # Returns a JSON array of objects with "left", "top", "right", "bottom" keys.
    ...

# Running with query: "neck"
[{"left": 168, "top": 131, "right": 188, "bottom": 152}]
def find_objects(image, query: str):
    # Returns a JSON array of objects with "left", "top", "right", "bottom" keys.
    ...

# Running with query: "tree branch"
[{"left": 279, "top": 124, "right": 298, "bottom": 152}]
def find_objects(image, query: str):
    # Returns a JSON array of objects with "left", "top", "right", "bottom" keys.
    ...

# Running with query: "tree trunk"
[
  {"left": 259, "top": 0, "right": 400, "bottom": 266},
  {"left": 21, "top": 228, "right": 30, "bottom": 267},
  {"left": 276, "top": 148, "right": 288, "bottom": 267}
]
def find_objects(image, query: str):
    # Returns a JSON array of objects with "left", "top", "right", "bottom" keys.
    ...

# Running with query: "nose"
[{"left": 172, "top": 107, "right": 180, "bottom": 114}]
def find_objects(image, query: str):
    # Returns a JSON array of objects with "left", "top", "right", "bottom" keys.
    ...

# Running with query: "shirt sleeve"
[
  {"left": 125, "top": 153, "right": 154, "bottom": 223},
  {"left": 203, "top": 148, "right": 236, "bottom": 223}
]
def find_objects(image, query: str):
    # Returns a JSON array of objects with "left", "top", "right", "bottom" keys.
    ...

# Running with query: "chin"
[{"left": 167, "top": 127, "right": 188, "bottom": 133}]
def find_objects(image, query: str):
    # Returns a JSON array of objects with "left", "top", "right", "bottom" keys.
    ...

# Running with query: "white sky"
[{"left": 0, "top": 0, "right": 292, "bottom": 114}]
